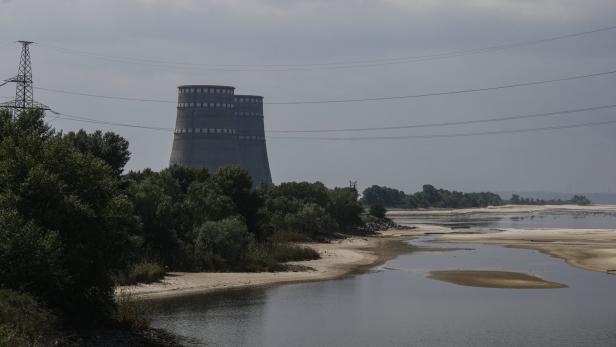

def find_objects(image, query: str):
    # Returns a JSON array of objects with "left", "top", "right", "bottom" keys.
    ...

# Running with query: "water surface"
[{"left": 147, "top": 214, "right": 616, "bottom": 346}]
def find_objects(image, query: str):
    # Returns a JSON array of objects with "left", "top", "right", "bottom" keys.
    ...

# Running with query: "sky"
[{"left": 1, "top": 0, "right": 616, "bottom": 194}]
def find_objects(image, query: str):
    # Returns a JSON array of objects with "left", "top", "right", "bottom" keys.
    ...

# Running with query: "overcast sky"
[{"left": 1, "top": 0, "right": 616, "bottom": 194}]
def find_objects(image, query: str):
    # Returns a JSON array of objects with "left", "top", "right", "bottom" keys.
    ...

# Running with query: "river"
[{"left": 145, "top": 213, "right": 616, "bottom": 346}]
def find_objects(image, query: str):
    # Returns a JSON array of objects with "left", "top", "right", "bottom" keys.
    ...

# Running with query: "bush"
[
  {"left": 113, "top": 291, "right": 150, "bottom": 331},
  {"left": 113, "top": 262, "right": 166, "bottom": 286},
  {"left": 270, "top": 244, "right": 321, "bottom": 262},
  {"left": 369, "top": 204, "right": 387, "bottom": 219},
  {"left": 0, "top": 290, "right": 60, "bottom": 347},
  {"left": 284, "top": 203, "right": 338, "bottom": 237},
  {"left": 194, "top": 217, "right": 255, "bottom": 271},
  {"left": 269, "top": 231, "right": 313, "bottom": 243},
  {"left": 245, "top": 243, "right": 320, "bottom": 271}
]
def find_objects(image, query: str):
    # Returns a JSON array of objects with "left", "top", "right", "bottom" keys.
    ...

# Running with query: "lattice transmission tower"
[{"left": 0, "top": 41, "right": 49, "bottom": 117}]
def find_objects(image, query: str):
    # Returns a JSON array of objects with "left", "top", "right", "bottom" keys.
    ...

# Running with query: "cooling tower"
[{"left": 169, "top": 85, "right": 273, "bottom": 186}]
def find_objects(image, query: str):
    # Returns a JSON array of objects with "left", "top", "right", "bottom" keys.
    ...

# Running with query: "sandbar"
[{"left": 427, "top": 270, "right": 567, "bottom": 289}]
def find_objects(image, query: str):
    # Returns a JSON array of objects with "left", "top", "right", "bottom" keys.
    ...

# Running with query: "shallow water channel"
[{"left": 146, "top": 213, "right": 616, "bottom": 346}]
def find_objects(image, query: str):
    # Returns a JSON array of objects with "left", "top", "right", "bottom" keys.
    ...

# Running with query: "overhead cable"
[
  {"left": 34, "top": 68, "right": 616, "bottom": 105},
  {"left": 36, "top": 24, "right": 616, "bottom": 71}
]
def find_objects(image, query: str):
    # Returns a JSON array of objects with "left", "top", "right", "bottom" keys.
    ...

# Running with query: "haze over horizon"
[{"left": 1, "top": 0, "right": 615, "bottom": 194}]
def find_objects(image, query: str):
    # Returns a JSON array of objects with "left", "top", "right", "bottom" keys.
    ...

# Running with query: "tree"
[
  {"left": 328, "top": 188, "right": 364, "bottom": 231},
  {"left": 210, "top": 166, "right": 264, "bottom": 239},
  {"left": 63, "top": 129, "right": 130, "bottom": 176},
  {"left": 369, "top": 204, "right": 387, "bottom": 219},
  {"left": 0, "top": 110, "right": 136, "bottom": 325},
  {"left": 194, "top": 217, "right": 254, "bottom": 270},
  {"left": 361, "top": 185, "right": 406, "bottom": 207}
]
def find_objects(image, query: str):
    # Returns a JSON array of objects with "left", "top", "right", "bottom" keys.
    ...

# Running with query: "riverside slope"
[{"left": 118, "top": 228, "right": 420, "bottom": 300}]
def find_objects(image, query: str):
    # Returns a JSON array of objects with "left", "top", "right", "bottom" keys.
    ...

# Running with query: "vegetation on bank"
[
  {"left": 362, "top": 184, "right": 503, "bottom": 208},
  {"left": 0, "top": 110, "right": 368, "bottom": 344},
  {"left": 361, "top": 185, "right": 591, "bottom": 208},
  {"left": 509, "top": 194, "right": 591, "bottom": 206}
]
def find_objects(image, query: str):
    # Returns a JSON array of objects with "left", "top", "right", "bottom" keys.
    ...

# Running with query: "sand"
[
  {"left": 388, "top": 204, "right": 616, "bottom": 217},
  {"left": 427, "top": 270, "right": 567, "bottom": 289},
  {"left": 117, "top": 228, "right": 424, "bottom": 300},
  {"left": 435, "top": 228, "right": 616, "bottom": 274}
]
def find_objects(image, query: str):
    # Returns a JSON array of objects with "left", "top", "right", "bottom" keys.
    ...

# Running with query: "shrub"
[
  {"left": 269, "top": 231, "right": 313, "bottom": 243},
  {"left": 113, "top": 291, "right": 149, "bottom": 331},
  {"left": 0, "top": 290, "right": 60, "bottom": 347},
  {"left": 369, "top": 204, "right": 387, "bottom": 219},
  {"left": 245, "top": 243, "right": 320, "bottom": 271},
  {"left": 284, "top": 203, "right": 338, "bottom": 237},
  {"left": 194, "top": 216, "right": 254, "bottom": 271},
  {"left": 114, "top": 262, "right": 166, "bottom": 286},
  {"left": 270, "top": 244, "right": 320, "bottom": 262}
]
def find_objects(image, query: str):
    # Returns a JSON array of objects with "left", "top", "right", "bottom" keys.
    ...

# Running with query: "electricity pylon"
[{"left": 0, "top": 41, "right": 50, "bottom": 117}]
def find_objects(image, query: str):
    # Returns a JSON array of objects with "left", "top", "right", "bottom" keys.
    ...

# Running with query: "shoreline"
[
  {"left": 117, "top": 207, "right": 616, "bottom": 300},
  {"left": 117, "top": 228, "right": 423, "bottom": 300},
  {"left": 435, "top": 228, "right": 616, "bottom": 274},
  {"left": 387, "top": 204, "right": 616, "bottom": 217}
]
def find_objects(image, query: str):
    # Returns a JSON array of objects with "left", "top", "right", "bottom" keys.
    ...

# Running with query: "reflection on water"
[{"left": 146, "top": 214, "right": 616, "bottom": 346}]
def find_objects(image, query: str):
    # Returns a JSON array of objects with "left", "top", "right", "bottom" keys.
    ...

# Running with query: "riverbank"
[
  {"left": 117, "top": 228, "right": 423, "bottom": 300},
  {"left": 388, "top": 204, "right": 616, "bottom": 217},
  {"left": 435, "top": 228, "right": 616, "bottom": 274}
]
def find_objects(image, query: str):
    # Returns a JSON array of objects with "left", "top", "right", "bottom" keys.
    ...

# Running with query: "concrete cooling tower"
[{"left": 169, "top": 85, "right": 273, "bottom": 186}]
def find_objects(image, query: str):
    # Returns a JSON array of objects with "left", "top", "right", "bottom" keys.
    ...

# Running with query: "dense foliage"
[
  {"left": 0, "top": 110, "right": 136, "bottom": 325},
  {"left": 363, "top": 185, "right": 592, "bottom": 209},
  {"left": 0, "top": 110, "right": 366, "bottom": 332},
  {"left": 362, "top": 184, "right": 503, "bottom": 208}
]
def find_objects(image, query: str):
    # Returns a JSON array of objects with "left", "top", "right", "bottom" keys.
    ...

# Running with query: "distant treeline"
[
  {"left": 509, "top": 194, "right": 591, "bottom": 206},
  {"left": 362, "top": 185, "right": 591, "bottom": 208},
  {"left": 0, "top": 110, "right": 366, "bottom": 343}
]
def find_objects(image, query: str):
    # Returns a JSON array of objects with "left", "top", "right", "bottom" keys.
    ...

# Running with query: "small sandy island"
[
  {"left": 427, "top": 270, "right": 567, "bottom": 289},
  {"left": 118, "top": 228, "right": 423, "bottom": 300}
]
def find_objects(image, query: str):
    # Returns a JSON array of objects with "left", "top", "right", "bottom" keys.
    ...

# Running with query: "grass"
[
  {"left": 113, "top": 262, "right": 166, "bottom": 286},
  {"left": 245, "top": 242, "right": 321, "bottom": 272},
  {"left": 270, "top": 243, "right": 320, "bottom": 262},
  {"left": 114, "top": 290, "right": 150, "bottom": 331}
]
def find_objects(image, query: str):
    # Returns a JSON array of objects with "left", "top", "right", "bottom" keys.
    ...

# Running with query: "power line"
[
  {"left": 36, "top": 24, "right": 616, "bottom": 71},
  {"left": 34, "top": 68, "right": 616, "bottom": 105},
  {"left": 268, "top": 104, "right": 616, "bottom": 133},
  {"left": 46, "top": 104, "right": 616, "bottom": 140},
  {"left": 268, "top": 119, "right": 616, "bottom": 141},
  {"left": 267, "top": 70, "right": 616, "bottom": 104},
  {"left": 37, "top": 87, "right": 176, "bottom": 103},
  {"left": 48, "top": 110, "right": 172, "bottom": 132}
]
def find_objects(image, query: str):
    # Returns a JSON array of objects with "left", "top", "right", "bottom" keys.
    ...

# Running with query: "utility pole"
[
  {"left": 0, "top": 41, "right": 49, "bottom": 118},
  {"left": 349, "top": 180, "right": 357, "bottom": 191}
]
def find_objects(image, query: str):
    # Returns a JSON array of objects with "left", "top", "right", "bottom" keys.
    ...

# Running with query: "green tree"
[
  {"left": 361, "top": 185, "right": 406, "bottom": 207},
  {"left": 194, "top": 217, "right": 254, "bottom": 270},
  {"left": 328, "top": 188, "right": 363, "bottom": 231},
  {"left": 63, "top": 129, "right": 130, "bottom": 176},
  {"left": 0, "top": 110, "right": 136, "bottom": 325},
  {"left": 369, "top": 204, "right": 387, "bottom": 219}
]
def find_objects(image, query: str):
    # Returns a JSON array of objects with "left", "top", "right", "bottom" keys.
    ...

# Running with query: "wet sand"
[
  {"left": 427, "top": 270, "right": 567, "bottom": 289},
  {"left": 436, "top": 229, "right": 616, "bottom": 274},
  {"left": 388, "top": 204, "right": 616, "bottom": 217},
  {"left": 117, "top": 228, "right": 425, "bottom": 300}
]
